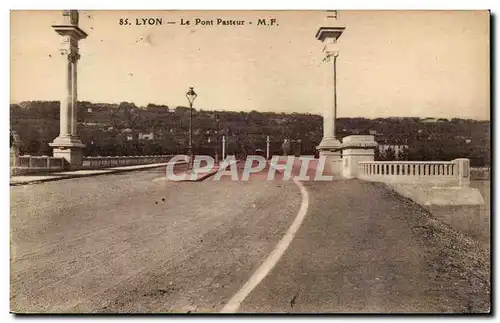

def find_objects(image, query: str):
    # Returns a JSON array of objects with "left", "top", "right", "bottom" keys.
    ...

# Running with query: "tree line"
[{"left": 9, "top": 101, "right": 490, "bottom": 166}]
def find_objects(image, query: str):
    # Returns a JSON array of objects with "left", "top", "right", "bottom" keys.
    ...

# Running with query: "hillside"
[{"left": 9, "top": 101, "right": 490, "bottom": 166}]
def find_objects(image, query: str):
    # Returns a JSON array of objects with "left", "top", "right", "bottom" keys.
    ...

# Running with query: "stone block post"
[
  {"left": 453, "top": 158, "right": 471, "bottom": 187},
  {"left": 341, "top": 135, "right": 378, "bottom": 179}
]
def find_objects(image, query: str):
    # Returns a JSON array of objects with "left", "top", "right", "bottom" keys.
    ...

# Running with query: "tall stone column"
[
  {"left": 315, "top": 11, "right": 345, "bottom": 175},
  {"left": 49, "top": 10, "right": 87, "bottom": 167}
]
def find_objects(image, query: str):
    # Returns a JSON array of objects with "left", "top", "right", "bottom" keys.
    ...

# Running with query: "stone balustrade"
[
  {"left": 81, "top": 155, "right": 172, "bottom": 169},
  {"left": 357, "top": 159, "right": 470, "bottom": 187},
  {"left": 11, "top": 154, "right": 173, "bottom": 175},
  {"left": 13, "top": 155, "right": 66, "bottom": 175}
]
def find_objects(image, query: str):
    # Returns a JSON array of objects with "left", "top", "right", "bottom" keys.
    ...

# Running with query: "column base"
[
  {"left": 317, "top": 137, "right": 342, "bottom": 152},
  {"left": 49, "top": 136, "right": 85, "bottom": 167},
  {"left": 318, "top": 150, "right": 342, "bottom": 176},
  {"left": 316, "top": 137, "right": 342, "bottom": 176}
]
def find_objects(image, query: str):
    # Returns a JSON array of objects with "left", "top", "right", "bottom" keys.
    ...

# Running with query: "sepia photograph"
[{"left": 9, "top": 8, "right": 491, "bottom": 314}]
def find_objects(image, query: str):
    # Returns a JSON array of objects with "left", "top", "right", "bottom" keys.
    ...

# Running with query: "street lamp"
[
  {"left": 186, "top": 86, "right": 197, "bottom": 170},
  {"left": 214, "top": 112, "right": 220, "bottom": 165}
]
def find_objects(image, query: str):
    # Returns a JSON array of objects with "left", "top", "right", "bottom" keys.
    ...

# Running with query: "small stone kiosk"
[
  {"left": 48, "top": 10, "right": 87, "bottom": 168},
  {"left": 315, "top": 11, "right": 345, "bottom": 175},
  {"left": 341, "top": 135, "right": 378, "bottom": 179}
]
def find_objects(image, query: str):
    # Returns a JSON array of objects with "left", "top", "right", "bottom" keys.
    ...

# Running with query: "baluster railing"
[{"left": 357, "top": 160, "right": 467, "bottom": 187}]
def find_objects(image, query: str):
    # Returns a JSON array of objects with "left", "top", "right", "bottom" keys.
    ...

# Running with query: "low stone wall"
[
  {"left": 470, "top": 167, "right": 490, "bottom": 180},
  {"left": 390, "top": 183, "right": 487, "bottom": 241}
]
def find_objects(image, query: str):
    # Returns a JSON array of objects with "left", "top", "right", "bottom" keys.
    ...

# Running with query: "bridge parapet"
[
  {"left": 357, "top": 159, "right": 470, "bottom": 187},
  {"left": 81, "top": 155, "right": 172, "bottom": 169},
  {"left": 12, "top": 154, "right": 172, "bottom": 175},
  {"left": 13, "top": 155, "right": 66, "bottom": 175}
]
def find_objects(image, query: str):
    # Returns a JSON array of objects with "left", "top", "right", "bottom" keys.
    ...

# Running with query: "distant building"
[
  {"left": 139, "top": 132, "right": 154, "bottom": 140},
  {"left": 421, "top": 118, "right": 447, "bottom": 123},
  {"left": 378, "top": 144, "right": 409, "bottom": 159},
  {"left": 273, "top": 118, "right": 286, "bottom": 125},
  {"left": 121, "top": 128, "right": 137, "bottom": 141}
]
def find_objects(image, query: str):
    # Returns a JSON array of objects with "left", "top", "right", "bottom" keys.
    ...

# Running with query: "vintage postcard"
[{"left": 10, "top": 10, "right": 490, "bottom": 314}]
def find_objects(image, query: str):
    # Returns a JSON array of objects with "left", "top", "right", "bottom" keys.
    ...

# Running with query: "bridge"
[
  {"left": 10, "top": 140, "right": 490, "bottom": 313},
  {"left": 9, "top": 10, "right": 490, "bottom": 314}
]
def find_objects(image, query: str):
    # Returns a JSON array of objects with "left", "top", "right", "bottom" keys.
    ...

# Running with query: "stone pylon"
[
  {"left": 315, "top": 10, "right": 345, "bottom": 175},
  {"left": 49, "top": 10, "right": 87, "bottom": 167}
]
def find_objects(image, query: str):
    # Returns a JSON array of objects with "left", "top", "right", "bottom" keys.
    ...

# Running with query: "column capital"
[
  {"left": 316, "top": 27, "right": 345, "bottom": 42},
  {"left": 52, "top": 25, "right": 88, "bottom": 40}
]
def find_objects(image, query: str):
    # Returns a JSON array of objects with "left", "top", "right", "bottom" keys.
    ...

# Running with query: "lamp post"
[
  {"left": 214, "top": 112, "right": 220, "bottom": 165},
  {"left": 222, "top": 135, "right": 226, "bottom": 161},
  {"left": 266, "top": 135, "right": 270, "bottom": 160},
  {"left": 186, "top": 87, "right": 197, "bottom": 170}
]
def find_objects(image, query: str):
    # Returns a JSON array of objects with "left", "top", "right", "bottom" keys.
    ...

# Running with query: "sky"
[{"left": 10, "top": 10, "right": 490, "bottom": 119}]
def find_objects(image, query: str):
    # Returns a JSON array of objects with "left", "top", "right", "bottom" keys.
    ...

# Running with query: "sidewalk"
[
  {"left": 10, "top": 162, "right": 184, "bottom": 186},
  {"left": 237, "top": 179, "right": 490, "bottom": 313}
]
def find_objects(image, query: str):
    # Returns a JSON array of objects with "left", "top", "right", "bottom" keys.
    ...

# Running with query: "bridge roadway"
[{"left": 10, "top": 162, "right": 490, "bottom": 313}]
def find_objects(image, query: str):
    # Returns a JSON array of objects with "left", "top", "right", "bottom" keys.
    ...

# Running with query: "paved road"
[
  {"left": 11, "top": 162, "right": 490, "bottom": 313},
  {"left": 10, "top": 165, "right": 301, "bottom": 313}
]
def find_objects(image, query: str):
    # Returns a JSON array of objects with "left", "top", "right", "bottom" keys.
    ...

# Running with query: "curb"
[
  {"left": 197, "top": 160, "right": 245, "bottom": 182},
  {"left": 10, "top": 163, "right": 186, "bottom": 186},
  {"left": 178, "top": 160, "right": 244, "bottom": 182}
]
